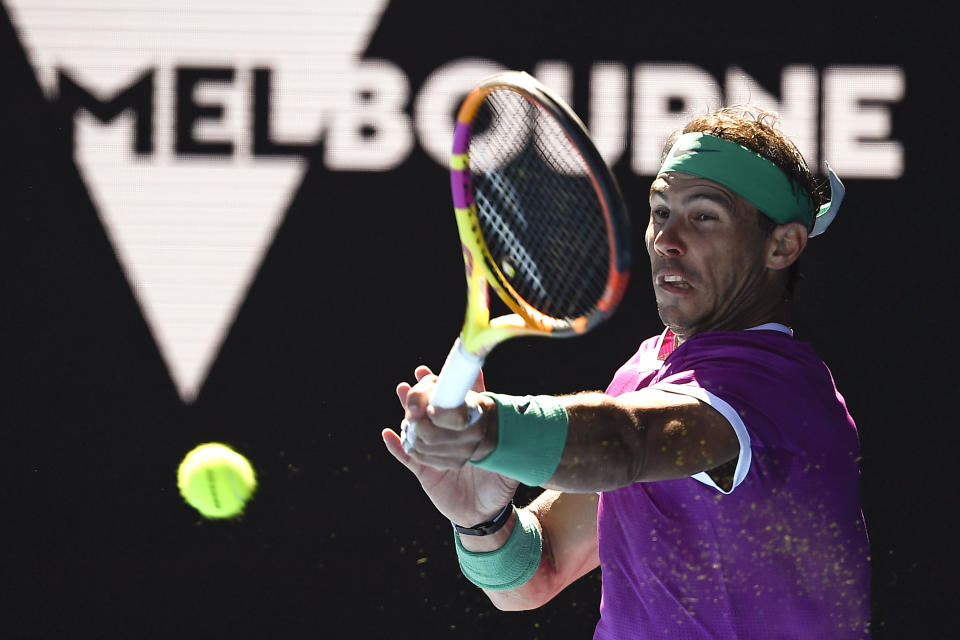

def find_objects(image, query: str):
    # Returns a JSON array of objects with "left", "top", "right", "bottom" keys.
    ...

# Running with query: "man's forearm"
[
  {"left": 471, "top": 391, "right": 646, "bottom": 492},
  {"left": 472, "top": 388, "right": 737, "bottom": 493}
]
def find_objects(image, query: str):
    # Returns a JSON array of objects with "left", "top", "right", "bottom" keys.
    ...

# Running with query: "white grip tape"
[
  {"left": 432, "top": 339, "right": 485, "bottom": 408},
  {"left": 400, "top": 339, "right": 485, "bottom": 454}
]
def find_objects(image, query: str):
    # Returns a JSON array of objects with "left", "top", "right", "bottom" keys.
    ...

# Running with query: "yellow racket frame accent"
[{"left": 453, "top": 202, "right": 552, "bottom": 356}]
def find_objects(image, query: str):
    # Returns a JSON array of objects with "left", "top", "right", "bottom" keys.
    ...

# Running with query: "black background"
[{"left": 1, "top": 3, "right": 955, "bottom": 638}]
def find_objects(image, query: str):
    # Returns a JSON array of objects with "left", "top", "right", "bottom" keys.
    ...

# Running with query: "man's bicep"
[{"left": 618, "top": 387, "right": 741, "bottom": 484}]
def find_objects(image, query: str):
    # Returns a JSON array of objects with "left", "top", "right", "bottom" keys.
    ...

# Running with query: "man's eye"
[
  {"left": 694, "top": 213, "right": 717, "bottom": 222},
  {"left": 652, "top": 208, "right": 669, "bottom": 219}
]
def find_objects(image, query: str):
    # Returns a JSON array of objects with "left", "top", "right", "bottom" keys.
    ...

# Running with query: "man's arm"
[
  {"left": 407, "top": 386, "right": 740, "bottom": 494},
  {"left": 399, "top": 375, "right": 739, "bottom": 608},
  {"left": 460, "top": 490, "right": 600, "bottom": 611},
  {"left": 542, "top": 387, "right": 740, "bottom": 492}
]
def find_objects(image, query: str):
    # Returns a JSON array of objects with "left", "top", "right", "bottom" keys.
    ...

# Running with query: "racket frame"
[
  {"left": 401, "top": 71, "right": 631, "bottom": 450},
  {"left": 447, "top": 70, "right": 631, "bottom": 361}
]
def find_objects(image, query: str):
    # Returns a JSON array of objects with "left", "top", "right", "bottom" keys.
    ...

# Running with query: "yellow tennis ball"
[{"left": 177, "top": 442, "right": 257, "bottom": 519}]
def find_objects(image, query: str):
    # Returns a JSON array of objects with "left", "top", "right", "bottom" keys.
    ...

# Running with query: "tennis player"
[{"left": 383, "top": 106, "right": 870, "bottom": 638}]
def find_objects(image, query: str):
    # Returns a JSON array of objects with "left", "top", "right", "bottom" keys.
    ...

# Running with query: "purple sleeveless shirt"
[{"left": 594, "top": 326, "right": 870, "bottom": 639}]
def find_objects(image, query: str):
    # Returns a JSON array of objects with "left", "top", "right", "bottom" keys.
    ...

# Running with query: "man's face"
[{"left": 646, "top": 172, "right": 774, "bottom": 337}]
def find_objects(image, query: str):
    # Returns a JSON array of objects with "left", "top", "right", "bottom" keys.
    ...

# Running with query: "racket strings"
[{"left": 470, "top": 89, "right": 611, "bottom": 321}]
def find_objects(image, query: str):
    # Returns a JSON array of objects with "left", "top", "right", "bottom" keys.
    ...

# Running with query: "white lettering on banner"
[
  {"left": 532, "top": 60, "right": 575, "bottom": 105},
  {"left": 823, "top": 66, "right": 905, "bottom": 178},
  {"left": 632, "top": 63, "right": 724, "bottom": 175},
  {"left": 414, "top": 58, "right": 508, "bottom": 165},
  {"left": 725, "top": 66, "right": 819, "bottom": 168},
  {"left": 589, "top": 62, "right": 629, "bottom": 167},
  {"left": 325, "top": 61, "right": 413, "bottom": 171},
  {"left": 5, "top": 0, "right": 906, "bottom": 403},
  {"left": 6, "top": 0, "right": 393, "bottom": 402}
]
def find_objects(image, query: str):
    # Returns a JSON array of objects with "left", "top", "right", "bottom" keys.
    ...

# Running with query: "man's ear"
[{"left": 766, "top": 221, "right": 808, "bottom": 271}]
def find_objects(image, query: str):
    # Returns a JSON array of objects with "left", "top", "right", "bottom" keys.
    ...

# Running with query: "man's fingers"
[
  {"left": 425, "top": 402, "right": 480, "bottom": 431},
  {"left": 396, "top": 382, "right": 411, "bottom": 408},
  {"left": 405, "top": 371, "right": 439, "bottom": 417},
  {"left": 471, "top": 370, "right": 486, "bottom": 393},
  {"left": 414, "top": 365, "right": 435, "bottom": 381},
  {"left": 382, "top": 428, "right": 421, "bottom": 473},
  {"left": 408, "top": 423, "right": 478, "bottom": 450},
  {"left": 384, "top": 425, "right": 470, "bottom": 473},
  {"left": 398, "top": 366, "right": 437, "bottom": 414}
]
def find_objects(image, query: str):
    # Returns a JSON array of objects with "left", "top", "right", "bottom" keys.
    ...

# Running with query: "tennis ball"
[{"left": 177, "top": 442, "right": 256, "bottom": 519}]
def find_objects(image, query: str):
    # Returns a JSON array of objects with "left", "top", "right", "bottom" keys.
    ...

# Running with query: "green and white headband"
[{"left": 657, "top": 132, "right": 844, "bottom": 237}]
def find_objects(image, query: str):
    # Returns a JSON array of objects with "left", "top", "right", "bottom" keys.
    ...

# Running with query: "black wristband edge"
[{"left": 452, "top": 503, "right": 514, "bottom": 536}]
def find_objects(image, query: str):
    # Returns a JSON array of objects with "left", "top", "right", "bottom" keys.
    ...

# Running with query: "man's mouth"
[{"left": 658, "top": 272, "right": 693, "bottom": 291}]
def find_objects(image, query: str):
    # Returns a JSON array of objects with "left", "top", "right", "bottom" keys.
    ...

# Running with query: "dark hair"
[{"left": 661, "top": 105, "right": 824, "bottom": 300}]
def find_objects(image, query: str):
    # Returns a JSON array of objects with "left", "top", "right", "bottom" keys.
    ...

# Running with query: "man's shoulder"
[
  {"left": 664, "top": 327, "right": 829, "bottom": 389},
  {"left": 681, "top": 327, "right": 815, "bottom": 361}
]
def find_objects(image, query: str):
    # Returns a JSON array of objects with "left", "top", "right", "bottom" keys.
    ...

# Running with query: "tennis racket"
[{"left": 401, "top": 70, "right": 631, "bottom": 453}]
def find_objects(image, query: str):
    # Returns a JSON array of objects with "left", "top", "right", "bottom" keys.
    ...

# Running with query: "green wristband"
[
  {"left": 455, "top": 506, "right": 542, "bottom": 591},
  {"left": 470, "top": 393, "right": 569, "bottom": 486}
]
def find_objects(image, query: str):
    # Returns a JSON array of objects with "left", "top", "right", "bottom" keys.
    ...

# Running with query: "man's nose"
[{"left": 653, "top": 219, "right": 685, "bottom": 256}]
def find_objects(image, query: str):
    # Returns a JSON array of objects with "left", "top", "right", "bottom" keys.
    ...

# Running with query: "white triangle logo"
[{"left": 5, "top": 0, "right": 391, "bottom": 402}]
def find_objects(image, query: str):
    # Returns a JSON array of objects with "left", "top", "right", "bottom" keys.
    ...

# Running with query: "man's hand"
[
  {"left": 382, "top": 366, "right": 516, "bottom": 528},
  {"left": 400, "top": 368, "right": 498, "bottom": 470}
]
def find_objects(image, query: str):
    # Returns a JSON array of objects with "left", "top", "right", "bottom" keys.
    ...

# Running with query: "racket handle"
[
  {"left": 432, "top": 338, "right": 485, "bottom": 408},
  {"left": 400, "top": 339, "right": 484, "bottom": 454}
]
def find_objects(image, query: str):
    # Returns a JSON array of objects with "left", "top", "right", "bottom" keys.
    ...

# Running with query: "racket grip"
[
  {"left": 431, "top": 338, "right": 485, "bottom": 408},
  {"left": 400, "top": 339, "right": 484, "bottom": 454}
]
